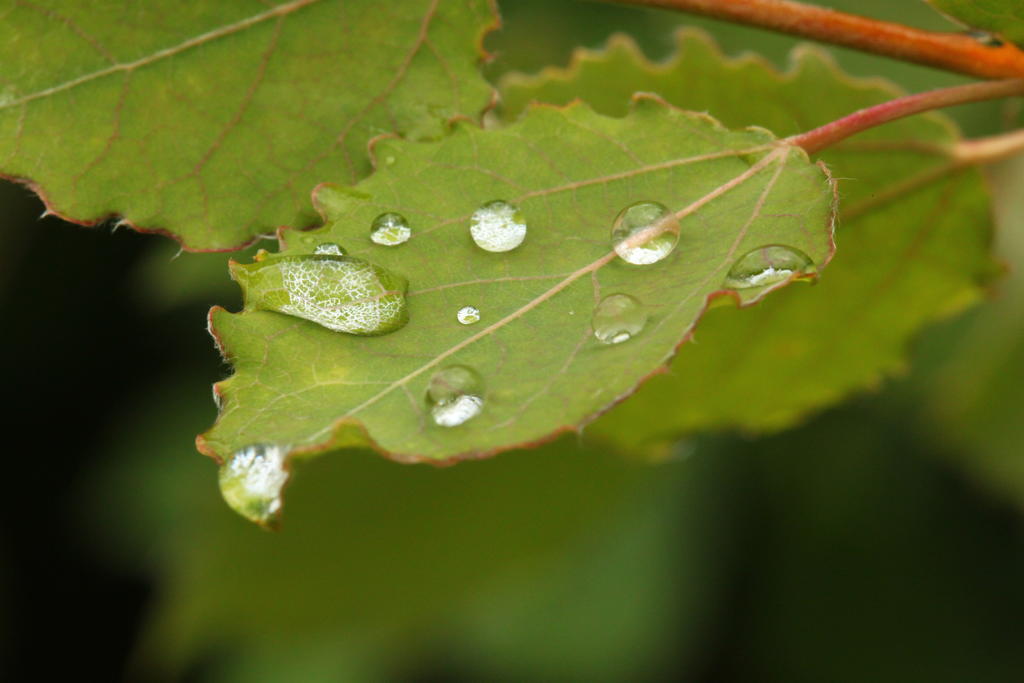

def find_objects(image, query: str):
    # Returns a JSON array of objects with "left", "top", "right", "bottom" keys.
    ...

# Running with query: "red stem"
[
  {"left": 787, "top": 79, "right": 1024, "bottom": 154},
  {"left": 616, "top": 0, "right": 1024, "bottom": 79}
]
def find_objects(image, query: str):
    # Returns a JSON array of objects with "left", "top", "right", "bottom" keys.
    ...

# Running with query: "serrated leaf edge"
[
  {"left": 1, "top": 0, "right": 503, "bottom": 252},
  {"left": 198, "top": 94, "right": 837, "bottom": 470}
]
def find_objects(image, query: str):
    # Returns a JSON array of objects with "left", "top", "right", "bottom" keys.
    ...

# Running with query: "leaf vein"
[
  {"left": 0, "top": 0, "right": 321, "bottom": 111},
  {"left": 327, "top": 146, "right": 788, "bottom": 430}
]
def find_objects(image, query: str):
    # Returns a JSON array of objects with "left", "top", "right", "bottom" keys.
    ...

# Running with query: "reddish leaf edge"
[
  {"left": 1, "top": 0, "right": 503, "bottom": 254},
  {"left": 196, "top": 93, "right": 838, "bottom": 477}
]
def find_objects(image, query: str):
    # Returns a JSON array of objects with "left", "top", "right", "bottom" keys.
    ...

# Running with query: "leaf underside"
[
  {"left": 496, "top": 30, "right": 998, "bottom": 452},
  {"left": 199, "top": 98, "right": 835, "bottom": 464},
  {"left": 0, "top": 0, "right": 496, "bottom": 250},
  {"left": 927, "top": 0, "right": 1024, "bottom": 46}
]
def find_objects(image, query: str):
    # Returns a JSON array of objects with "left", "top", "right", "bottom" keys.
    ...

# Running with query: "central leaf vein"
[{"left": 324, "top": 146, "right": 789, "bottom": 430}]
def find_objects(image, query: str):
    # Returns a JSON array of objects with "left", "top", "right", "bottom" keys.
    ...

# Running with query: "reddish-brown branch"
[
  {"left": 787, "top": 79, "right": 1024, "bottom": 153},
  {"left": 616, "top": 0, "right": 1024, "bottom": 79}
]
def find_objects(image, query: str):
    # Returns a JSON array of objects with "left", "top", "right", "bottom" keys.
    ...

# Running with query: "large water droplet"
[
  {"left": 470, "top": 200, "right": 527, "bottom": 252},
  {"left": 219, "top": 443, "right": 289, "bottom": 526},
  {"left": 370, "top": 212, "right": 411, "bottom": 246},
  {"left": 611, "top": 201, "right": 679, "bottom": 265},
  {"left": 723, "top": 245, "right": 815, "bottom": 289},
  {"left": 243, "top": 254, "right": 408, "bottom": 335},
  {"left": 456, "top": 305, "right": 480, "bottom": 325},
  {"left": 592, "top": 293, "right": 648, "bottom": 344},
  {"left": 427, "top": 365, "right": 485, "bottom": 427},
  {"left": 313, "top": 242, "right": 345, "bottom": 256}
]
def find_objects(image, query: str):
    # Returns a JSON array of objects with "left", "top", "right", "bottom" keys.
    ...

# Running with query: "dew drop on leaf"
[
  {"left": 456, "top": 305, "right": 481, "bottom": 325},
  {"left": 313, "top": 242, "right": 346, "bottom": 256},
  {"left": 611, "top": 201, "right": 679, "bottom": 265},
  {"left": 242, "top": 254, "right": 408, "bottom": 335},
  {"left": 427, "top": 365, "right": 485, "bottom": 427},
  {"left": 218, "top": 443, "right": 289, "bottom": 526},
  {"left": 592, "top": 293, "right": 648, "bottom": 345},
  {"left": 370, "top": 212, "right": 412, "bottom": 246},
  {"left": 470, "top": 200, "right": 527, "bottom": 252},
  {"left": 723, "top": 245, "right": 816, "bottom": 289}
]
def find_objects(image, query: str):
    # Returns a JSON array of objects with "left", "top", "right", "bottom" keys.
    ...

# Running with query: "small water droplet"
[
  {"left": 313, "top": 242, "right": 345, "bottom": 256},
  {"left": 243, "top": 254, "right": 408, "bottom": 335},
  {"left": 592, "top": 293, "right": 647, "bottom": 345},
  {"left": 456, "top": 305, "right": 480, "bottom": 325},
  {"left": 470, "top": 200, "right": 527, "bottom": 252},
  {"left": 427, "top": 365, "right": 485, "bottom": 427},
  {"left": 219, "top": 443, "right": 289, "bottom": 526},
  {"left": 370, "top": 212, "right": 411, "bottom": 246},
  {"left": 611, "top": 201, "right": 679, "bottom": 265},
  {"left": 723, "top": 245, "right": 815, "bottom": 289}
]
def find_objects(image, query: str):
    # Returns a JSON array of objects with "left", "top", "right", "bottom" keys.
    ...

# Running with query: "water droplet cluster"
[{"left": 235, "top": 194, "right": 818, "bottom": 458}]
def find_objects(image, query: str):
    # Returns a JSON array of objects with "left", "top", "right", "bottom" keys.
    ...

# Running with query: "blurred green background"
[{"left": 3, "top": 1, "right": 1024, "bottom": 680}]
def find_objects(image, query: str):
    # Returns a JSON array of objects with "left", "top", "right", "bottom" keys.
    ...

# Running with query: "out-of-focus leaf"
[
  {"left": 927, "top": 0, "right": 1024, "bottom": 46},
  {"left": 88, "top": 377, "right": 728, "bottom": 676},
  {"left": 0, "top": 0, "right": 496, "bottom": 250},
  {"left": 717, "top": 404, "right": 1024, "bottom": 683},
  {"left": 199, "top": 98, "right": 835, "bottom": 474},
  {"left": 923, "top": 154, "right": 1024, "bottom": 504},
  {"left": 494, "top": 31, "right": 996, "bottom": 451},
  {"left": 445, "top": 446, "right": 734, "bottom": 681},
  {"left": 129, "top": 243, "right": 258, "bottom": 312}
]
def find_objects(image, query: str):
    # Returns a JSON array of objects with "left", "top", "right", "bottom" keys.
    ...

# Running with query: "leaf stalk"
[
  {"left": 612, "top": 0, "right": 1024, "bottom": 79},
  {"left": 786, "top": 79, "right": 1024, "bottom": 154}
]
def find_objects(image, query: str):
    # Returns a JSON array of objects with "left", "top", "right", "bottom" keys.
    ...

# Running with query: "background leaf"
[
  {"left": 199, "top": 98, "right": 834, "bottom": 472},
  {"left": 88, "top": 377, "right": 1024, "bottom": 680},
  {"left": 0, "top": 0, "right": 496, "bottom": 250},
  {"left": 927, "top": 0, "right": 1024, "bottom": 46},
  {"left": 89, "top": 374, "right": 731, "bottom": 676},
  {"left": 917, "top": 154, "right": 1024, "bottom": 506},
  {"left": 494, "top": 31, "right": 998, "bottom": 451}
]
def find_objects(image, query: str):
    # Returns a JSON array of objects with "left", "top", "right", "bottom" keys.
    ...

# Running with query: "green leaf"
[
  {"left": 926, "top": 0, "right": 1024, "bottom": 46},
  {"left": 923, "top": 155, "right": 1024, "bottom": 507},
  {"left": 495, "top": 31, "right": 997, "bottom": 452},
  {"left": 0, "top": 0, "right": 495, "bottom": 251},
  {"left": 199, "top": 97, "right": 835, "bottom": 478}
]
